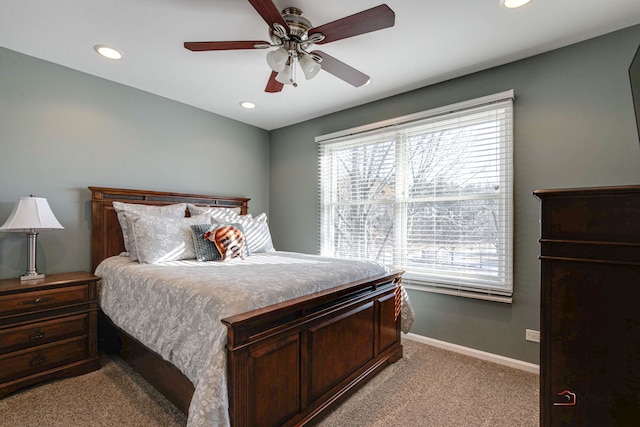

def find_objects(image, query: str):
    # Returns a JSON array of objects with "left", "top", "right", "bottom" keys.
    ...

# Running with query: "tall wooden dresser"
[{"left": 534, "top": 186, "right": 640, "bottom": 426}]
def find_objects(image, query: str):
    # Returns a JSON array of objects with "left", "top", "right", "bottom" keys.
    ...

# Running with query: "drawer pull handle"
[
  {"left": 29, "top": 328, "right": 46, "bottom": 341},
  {"left": 30, "top": 352, "right": 46, "bottom": 366},
  {"left": 19, "top": 297, "right": 54, "bottom": 306}
]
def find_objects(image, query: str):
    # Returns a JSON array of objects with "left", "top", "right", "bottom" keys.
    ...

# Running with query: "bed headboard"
[{"left": 89, "top": 186, "right": 250, "bottom": 272}]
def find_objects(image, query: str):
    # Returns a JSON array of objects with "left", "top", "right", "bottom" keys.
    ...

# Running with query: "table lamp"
[{"left": 0, "top": 195, "right": 64, "bottom": 282}]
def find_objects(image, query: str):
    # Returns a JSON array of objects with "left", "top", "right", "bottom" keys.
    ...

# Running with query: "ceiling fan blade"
[
  {"left": 312, "top": 51, "right": 370, "bottom": 87},
  {"left": 247, "top": 0, "right": 290, "bottom": 33},
  {"left": 184, "top": 41, "right": 271, "bottom": 51},
  {"left": 309, "top": 4, "right": 395, "bottom": 44},
  {"left": 265, "top": 71, "right": 284, "bottom": 93}
]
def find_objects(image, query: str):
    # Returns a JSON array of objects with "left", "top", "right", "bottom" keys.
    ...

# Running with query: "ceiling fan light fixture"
[
  {"left": 299, "top": 54, "right": 321, "bottom": 80},
  {"left": 266, "top": 47, "right": 288, "bottom": 72},
  {"left": 275, "top": 63, "right": 293, "bottom": 85},
  {"left": 184, "top": 3, "right": 396, "bottom": 93}
]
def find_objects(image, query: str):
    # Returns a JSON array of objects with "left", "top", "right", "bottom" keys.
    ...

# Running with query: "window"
[{"left": 318, "top": 91, "right": 514, "bottom": 300}]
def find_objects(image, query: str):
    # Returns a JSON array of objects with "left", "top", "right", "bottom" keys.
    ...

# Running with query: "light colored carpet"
[
  {"left": 0, "top": 338, "right": 538, "bottom": 426},
  {"left": 0, "top": 353, "right": 185, "bottom": 427},
  {"left": 317, "top": 339, "right": 539, "bottom": 427}
]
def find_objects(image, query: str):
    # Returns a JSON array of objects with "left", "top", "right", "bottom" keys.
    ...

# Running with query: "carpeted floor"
[
  {"left": 317, "top": 339, "right": 539, "bottom": 427},
  {"left": 0, "top": 338, "right": 538, "bottom": 426}
]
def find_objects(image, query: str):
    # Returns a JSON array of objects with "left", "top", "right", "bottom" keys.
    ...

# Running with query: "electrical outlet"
[{"left": 526, "top": 329, "right": 540, "bottom": 343}]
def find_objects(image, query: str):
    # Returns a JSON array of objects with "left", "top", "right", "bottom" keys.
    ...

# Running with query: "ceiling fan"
[{"left": 184, "top": 1, "right": 395, "bottom": 93}]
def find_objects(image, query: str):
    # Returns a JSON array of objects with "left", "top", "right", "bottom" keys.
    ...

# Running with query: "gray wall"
[
  {"left": 0, "top": 46, "right": 270, "bottom": 279},
  {"left": 3, "top": 24, "right": 640, "bottom": 365},
  {"left": 269, "top": 24, "right": 640, "bottom": 364}
]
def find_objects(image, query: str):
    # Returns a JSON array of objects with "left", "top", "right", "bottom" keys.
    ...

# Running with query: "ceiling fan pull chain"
[{"left": 291, "top": 56, "right": 298, "bottom": 87}]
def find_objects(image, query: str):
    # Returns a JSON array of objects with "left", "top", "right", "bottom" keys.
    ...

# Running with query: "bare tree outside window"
[{"left": 320, "top": 96, "right": 513, "bottom": 296}]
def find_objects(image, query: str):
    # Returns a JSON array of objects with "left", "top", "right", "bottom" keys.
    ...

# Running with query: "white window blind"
[{"left": 318, "top": 91, "right": 514, "bottom": 299}]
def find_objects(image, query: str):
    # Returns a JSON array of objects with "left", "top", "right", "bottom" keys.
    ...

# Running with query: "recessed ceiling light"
[
  {"left": 240, "top": 101, "right": 256, "bottom": 109},
  {"left": 93, "top": 45, "right": 122, "bottom": 60},
  {"left": 500, "top": 0, "right": 532, "bottom": 8}
]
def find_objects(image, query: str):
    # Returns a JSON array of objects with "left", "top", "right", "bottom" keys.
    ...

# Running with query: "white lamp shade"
[
  {"left": 299, "top": 54, "right": 321, "bottom": 80},
  {"left": 266, "top": 48, "right": 288, "bottom": 72},
  {"left": 0, "top": 196, "right": 64, "bottom": 232}
]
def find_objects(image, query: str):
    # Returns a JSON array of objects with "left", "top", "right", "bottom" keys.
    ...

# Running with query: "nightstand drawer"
[
  {"left": 0, "top": 314, "right": 89, "bottom": 354},
  {"left": 0, "top": 285, "right": 89, "bottom": 317},
  {"left": 0, "top": 335, "right": 89, "bottom": 383}
]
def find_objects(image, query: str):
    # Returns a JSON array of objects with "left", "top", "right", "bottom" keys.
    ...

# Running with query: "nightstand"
[{"left": 0, "top": 271, "right": 100, "bottom": 398}]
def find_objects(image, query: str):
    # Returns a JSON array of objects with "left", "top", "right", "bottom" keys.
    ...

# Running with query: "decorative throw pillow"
[
  {"left": 203, "top": 224, "right": 248, "bottom": 261},
  {"left": 130, "top": 214, "right": 212, "bottom": 264},
  {"left": 191, "top": 223, "right": 223, "bottom": 262},
  {"left": 113, "top": 202, "right": 187, "bottom": 254}
]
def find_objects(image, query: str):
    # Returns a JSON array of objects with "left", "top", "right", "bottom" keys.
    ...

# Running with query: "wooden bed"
[{"left": 90, "top": 186, "right": 404, "bottom": 427}]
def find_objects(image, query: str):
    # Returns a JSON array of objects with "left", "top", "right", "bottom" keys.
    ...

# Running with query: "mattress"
[{"left": 96, "top": 251, "right": 414, "bottom": 427}]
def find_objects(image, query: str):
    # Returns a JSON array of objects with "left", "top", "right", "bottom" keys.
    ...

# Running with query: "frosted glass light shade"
[
  {"left": 300, "top": 54, "right": 321, "bottom": 80},
  {"left": 0, "top": 196, "right": 64, "bottom": 232},
  {"left": 266, "top": 48, "right": 288, "bottom": 72},
  {"left": 276, "top": 64, "right": 293, "bottom": 85}
]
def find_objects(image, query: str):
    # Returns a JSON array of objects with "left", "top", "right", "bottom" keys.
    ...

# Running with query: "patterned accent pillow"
[
  {"left": 113, "top": 202, "right": 187, "bottom": 254},
  {"left": 191, "top": 224, "right": 223, "bottom": 262},
  {"left": 130, "top": 214, "right": 212, "bottom": 264},
  {"left": 203, "top": 224, "right": 248, "bottom": 261}
]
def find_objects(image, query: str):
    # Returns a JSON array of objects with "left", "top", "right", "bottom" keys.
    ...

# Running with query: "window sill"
[{"left": 402, "top": 280, "right": 513, "bottom": 304}]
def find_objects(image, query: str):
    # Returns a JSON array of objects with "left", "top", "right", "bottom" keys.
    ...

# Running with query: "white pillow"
[
  {"left": 247, "top": 221, "right": 275, "bottom": 253},
  {"left": 187, "top": 203, "right": 241, "bottom": 218},
  {"left": 113, "top": 202, "right": 187, "bottom": 254},
  {"left": 131, "top": 214, "right": 213, "bottom": 264},
  {"left": 229, "top": 212, "right": 274, "bottom": 254}
]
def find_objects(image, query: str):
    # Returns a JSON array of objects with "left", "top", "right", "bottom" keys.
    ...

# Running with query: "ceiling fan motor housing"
[
  {"left": 270, "top": 7, "right": 312, "bottom": 43},
  {"left": 283, "top": 8, "right": 312, "bottom": 38}
]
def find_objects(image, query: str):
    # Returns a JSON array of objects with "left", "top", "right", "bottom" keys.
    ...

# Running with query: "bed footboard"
[{"left": 222, "top": 271, "right": 404, "bottom": 427}]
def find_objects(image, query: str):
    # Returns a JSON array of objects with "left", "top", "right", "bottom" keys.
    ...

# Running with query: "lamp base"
[
  {"left": 20, "top": 273, "right": 45, "bottom": 282},
  {"left": 21, "top": 231, "right": 46, "bottom": 283}
]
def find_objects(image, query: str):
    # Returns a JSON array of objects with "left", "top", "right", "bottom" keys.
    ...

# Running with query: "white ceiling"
[{"left": 2, "top": 0, "right": 640, "bottom": 130}]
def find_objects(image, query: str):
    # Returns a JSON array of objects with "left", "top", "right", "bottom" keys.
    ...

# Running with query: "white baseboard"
[{"left": 403, "top": 332, "right": 540, "bottom": 375}]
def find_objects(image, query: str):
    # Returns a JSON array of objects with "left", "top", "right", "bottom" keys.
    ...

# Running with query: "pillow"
[
  {"left": 203, "top": 224, "right": 248, "bottom": 261},
  {"left": 187, "top": 203, "right": 241, "bottom": 218},
  {"left": 191, "top": 223, "right": 223, "bottom": 262},
  {"left": 233, "top": 213, "right": 275, "bottom": 254},
  {"left": 252, "top": 212, "right": 268, "bottom": 222},
  {"left": 130, "top": 214, "right": 212, "bottom": 264},
  {"left": 244, "top": 220, "right": 275, "bottom": 254},
  {"left": 113, "top": 202, "right": 187, "bottom": 254},
  {"left": 125, "top": 210, "right": 199, "bottom": 262},
  {"left": 124, "top": 213, "right": 143, "bottom": 261}
]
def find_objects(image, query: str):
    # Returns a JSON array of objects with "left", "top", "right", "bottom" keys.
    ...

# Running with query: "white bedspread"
[{"left": 96, "top": 251, "right": 414, "bottom": 427}]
